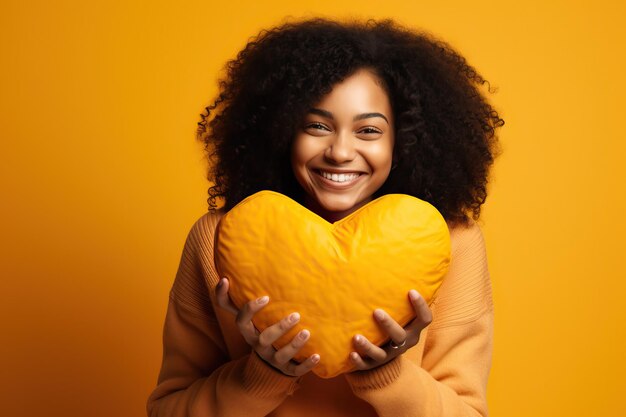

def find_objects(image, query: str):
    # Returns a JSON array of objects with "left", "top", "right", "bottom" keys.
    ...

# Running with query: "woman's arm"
[
  {"left": 146, "top": 213, "right": 301, "bottom": 417},
  {"left": 344, "top": 221, "right": 494, "bottom": 416}
]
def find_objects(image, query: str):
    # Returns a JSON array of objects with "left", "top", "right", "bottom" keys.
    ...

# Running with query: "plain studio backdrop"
[{"left": 1, "top": 0, "right": 624, "bottom": 416}]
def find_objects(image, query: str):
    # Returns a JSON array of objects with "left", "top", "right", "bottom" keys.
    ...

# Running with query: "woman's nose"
[{"left": 324, "top": 132, "right": 356, "bottom": 163}]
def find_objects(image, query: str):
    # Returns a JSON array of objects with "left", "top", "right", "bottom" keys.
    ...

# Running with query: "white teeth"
[{"left": 320, "top": 171, "right": 360, "bottom": 183}]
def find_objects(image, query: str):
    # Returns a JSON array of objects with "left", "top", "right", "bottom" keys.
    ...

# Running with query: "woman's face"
[{"left": 291, "top": 69, "right": 395, "bottom": 222}]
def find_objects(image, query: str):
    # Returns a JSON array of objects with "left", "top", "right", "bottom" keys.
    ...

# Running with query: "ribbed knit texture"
[
  {"left": 343, "top": 356, "right": 402, "bottom": 391},
  {"left": 242, "top": 353, "right": 301, "bottom": 397},
  {"left": 147, "top": 210, "right": 494, "bottom": 417}
]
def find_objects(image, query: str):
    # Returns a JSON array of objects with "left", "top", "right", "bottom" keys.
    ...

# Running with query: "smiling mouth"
[
  {"left": 318, "top": 170, "right": 361, "bottom": 183},
  {"left": 313, "top": 169, "right": 364, "bottom": 187}
]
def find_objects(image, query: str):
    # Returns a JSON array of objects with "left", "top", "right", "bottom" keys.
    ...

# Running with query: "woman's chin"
[{"left": 307, "top": 194, "right": 369, "bottom": 221}]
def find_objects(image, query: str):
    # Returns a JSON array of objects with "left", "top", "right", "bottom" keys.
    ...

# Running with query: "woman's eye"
[
  {"left": 305, "top": 122, "right": 330, "bottom": 131},
  {"left": 359, "top": 127, "right": 382, "bottom": 135}
]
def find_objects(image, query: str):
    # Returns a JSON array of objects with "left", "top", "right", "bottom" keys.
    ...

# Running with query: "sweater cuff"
[
  {"left": 242, "top": 351, "right": 301, "bottom": 397},
  {"left": 344, "top": 356, "right": 403, "bottom": 392}
]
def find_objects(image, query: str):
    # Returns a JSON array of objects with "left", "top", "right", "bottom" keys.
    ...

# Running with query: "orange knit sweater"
[{"left": 146, "top": 210, "right": 494, "bottom": 417}]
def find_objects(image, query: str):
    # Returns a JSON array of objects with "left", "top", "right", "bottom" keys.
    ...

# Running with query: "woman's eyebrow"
[{"left": 308, "top": 108, "right": 389, "bottom": 125}]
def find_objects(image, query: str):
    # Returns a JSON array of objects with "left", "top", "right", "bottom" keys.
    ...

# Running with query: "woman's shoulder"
[
  {"left": 186, "top": 208, "right": 227, "bottom": 245},
  {"left": 174, "top": 209, "right": 227, "bottom": 293},
  {"left": 446, "top": 218, "right": 486, "bottom": 259}
]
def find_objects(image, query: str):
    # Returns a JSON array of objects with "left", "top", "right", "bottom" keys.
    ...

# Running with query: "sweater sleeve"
[
  {"left": 344, "top": 221, "right": 494, "bottom": 417},
  {"left": 146, "top": 212, "right": 301, "bottom": 417}
]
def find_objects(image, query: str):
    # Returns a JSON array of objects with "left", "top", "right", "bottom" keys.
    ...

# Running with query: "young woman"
[{"left": 147, "top": 18, "right": 503, "bottom": 417}]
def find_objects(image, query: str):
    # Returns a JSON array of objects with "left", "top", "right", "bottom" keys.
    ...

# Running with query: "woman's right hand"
[{"left": 215, "top": 277, "right": 320, "bottom": 377}]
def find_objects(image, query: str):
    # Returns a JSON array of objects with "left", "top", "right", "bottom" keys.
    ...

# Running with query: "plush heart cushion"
[{"left": 214, "top": 190, "right": 450, "bottom": 378}]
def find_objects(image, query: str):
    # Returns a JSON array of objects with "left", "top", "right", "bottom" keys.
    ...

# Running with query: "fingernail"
[
  {"left": 409, "top": 290, "right": 420, "bottom": 301},
  {"left": 256, "top": 296, "right": 269, "bottom": 304},
  {"left": 350, "top": 352, "right": 359, "bottom": 361},
  {"left": 374, "top": 309, "right": 385, "bottom": 320},
  {"left": 289, "top": 312, "right": 300, "bottom": 323},
  {"left": 354, "top": 334, "right": 363, "bottom": 344},
  {"left": 299, "top": 329, "right": 310, "bottom": 339},
  {"left": 216, "top": 278, "right": 225, "bottom": 289},
  {"left": 311, "top": 354, "right": 320, "bottom": 363}
]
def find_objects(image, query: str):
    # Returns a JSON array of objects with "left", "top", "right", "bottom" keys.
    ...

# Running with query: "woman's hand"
[
  {"left": 215, "top": 277, "right": 320, "bottom": 377},
  {"left": 348, "top": 289, "right": 433, "bottom": 372}
]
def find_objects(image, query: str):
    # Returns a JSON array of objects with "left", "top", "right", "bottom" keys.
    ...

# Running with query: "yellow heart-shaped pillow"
[{"left": 214, "top": 190, "right": 450, "bottom": 378}]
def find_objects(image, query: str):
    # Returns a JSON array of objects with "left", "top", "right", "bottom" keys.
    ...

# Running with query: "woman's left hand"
[{"left": 349, "top": 289, "right": 433, "bottom": 371}]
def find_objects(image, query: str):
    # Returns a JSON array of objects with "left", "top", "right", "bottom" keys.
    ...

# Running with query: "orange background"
[{"left": 1, "top": 1, "right": 625, "bottom": 416}]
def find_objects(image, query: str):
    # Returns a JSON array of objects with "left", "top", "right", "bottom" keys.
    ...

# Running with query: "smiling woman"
[
  {"left": 147, "top": 17, "right": 503, "bottom": 417},
  {"left": 291, "top": 69, "right": 395, "bottom": 222}
]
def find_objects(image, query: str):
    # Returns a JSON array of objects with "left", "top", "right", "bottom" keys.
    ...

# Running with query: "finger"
[
  {"left": 236, "top": 295, "right": 269, "bottom": 326},
  {"left": 273, "top": 328, "right": 308, "bottom": 365},
  {"left": 258, "top": 312, "right": 301, "bottom": 349},
  {"left": 349, "top": 351, "right": 372, "bottom": 370},
  {"left": 407, "top": 290, "right": 433, "bottom": 331},
  {"left": 215, "top": 278, "right": 238, "bottom": 315},
  {"left": 352, "top": 334, "right": 387, "bottom": 362},
  {"left": 235, "top": 295, "right": 269, "bottom": 344},
  {"left": 373, "top": 309, "right": 407, "bottom": 346},
  {"left": 290, "top": 353, "right": 321, "bottom": 377}
]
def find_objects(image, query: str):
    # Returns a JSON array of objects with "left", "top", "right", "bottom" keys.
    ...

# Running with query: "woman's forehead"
[{"left": 310, "top": 70, "right": 392, "bottom": 121}]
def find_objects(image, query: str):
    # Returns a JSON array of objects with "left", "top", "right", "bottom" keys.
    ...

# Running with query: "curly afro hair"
[{"left": 197, "top": 18, "right": 503, "bottom": 226}]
